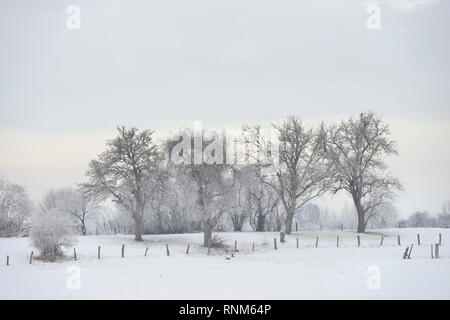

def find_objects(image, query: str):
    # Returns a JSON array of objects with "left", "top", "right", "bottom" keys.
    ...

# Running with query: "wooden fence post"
[
  {"left": 166, "top": 244, "right": 170, "bottom": 256},
  {"left": 402, "top": 247, "right": 409, "bottom": 259},
  {"left": 98, "top": 246, "right": 101, "bottom": 259},
  {"left": 252, "top": 242, "right": 255, "bottom": 252},
  {"left": 6, "top": 255, "right": 9, "bottom": 266},
  {"left": 185, "top": 245, "right": 190, "bottom": 255},
  {"left": 74, "top": 248, "right": 77, "bottom": 261},
  {"left": 280, "top": 232, "right": 286, "bottom": 243},
  {"left": 337, "top": 236, "right": 339, "bottom": 247},
  {"left": 296, "top": 237, "right": 299, "bottom": 249},
  {"left": 398, "top": 235, "right": 401, "bottom": 246},
  {"left": 121, "top": 244, "right": 125, "bottom": 258},
  {"left": 234, "top": 240, "right": 237, "bottom": 252},
  {"left": 145, "top": 247, "right": 149, "bottom": 256},
  {"left": 315, "top": 236, "right": 319, "bottom": 248},
  {"left": 417, "top": 234, "right": 420, "bottom": 246},
  {"left": 435, "top": 243, "right": 439, "bottom": 259},
  {"left": 29, "top": 251, "right": 33, "bottom": 265},
  {"left": 357, "top": 235, "right": 360, "bottom": 247},
  {"left": 431, "top": 244, "right": 434, "bottom": 259},
  {"left": 407, "top": 244, "right": 414, "bottom": 259},
  {"left": 439, "top": 233, "right": 442, "bottom": 246},
  {"left": 274, "top": 238, "right": 277, "bottom": 250},
  {"left": 380, "top": 235, "right": 384, "bottom": 247}
]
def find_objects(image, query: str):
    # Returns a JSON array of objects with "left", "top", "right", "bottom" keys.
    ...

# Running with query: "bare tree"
[
  {"left": 401, "top": 211, "right": 434, "bottom": 228},
  {"left": 266, "top": 200, "right": 285, "bottom": 232},
  {"left": 227, "top": 168, "right": 253, "bottom": 232},
  {"left": 369, "top": 202, "right": 399, "bottom": 229},
  {"left": 245, "top": 117, "right": 330, "bottom": 234},
  {"left": 248, "top": 182, "right": 279, "bottom": 232},
  {"left": 66, "top": 189, "right": 97, "bottom": 235},
  {"left": 0, "top": 178, "right": 32, "bottom": 237},
  {"left": 166, "top": 129, "right": 235, "bottom": 246},
  {"left": 148, "top": 169, "right": 199, "bottom": 234},
  {"left": 38, "top": 188, "right": 95, "bottom": 235},
  {"left": 437, "top": 201, "right": 450, "bottom": 228},
  {"left": 321, "top": 112, "right": 403, "bottom": 233},
  {"left": 80, "top": 127, "right": 166, "bottom": 241}
]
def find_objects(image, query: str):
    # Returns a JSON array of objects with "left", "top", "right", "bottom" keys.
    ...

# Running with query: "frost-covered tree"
[
  {"left": 226, "top": 167, "right": 254, "bottom": 232},
  {"left": 245, "top": 117, "right": 330, "bottom": 234},
  {"left": 166, "top": 129, "right": 235, "bottom": 246},
  {"left": 30, "top": 190, "right": 77, "bottom": 261},
  {"left": 0, "top": 178, "right": 32, "bottom": 237},
  {"left": 236, "top": 164, "right": 280, "bottom": 232},
  {"left": 30, "top": 209, "right": 76, "bottom": 261},
  {"left": 248, "top": 183, "right": 279, "bottom": 232},
  {"left": 367, "top": 202, "right": 399, "bottom": 229},
  {"left": 81, "top": 127, "right": 166, "bottom": 241},
  {"left": 322, "top": 112, "right": 403, "bottom": 233},
  {"left": 68, "top": 190, "right": 97, "bottom": 236},
  {"left": 266, "top": 200, "right": 286, "bottom": 232},
  {"left": 436, "top": 201, "right": 450, "bottom": 228},
  {"left": 147, "top": 168, "right": 199, "bottom": 234},
  {"left": 39, "top": 188, "right": 96, "bottom": 236},
  {"left": 401, "top": 211, "right": 434, "bottom": 228}
]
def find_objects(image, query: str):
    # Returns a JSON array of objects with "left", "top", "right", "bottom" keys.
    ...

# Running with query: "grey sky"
[{"left": 0, "top": 0, "right": 449, "bottom": 217}]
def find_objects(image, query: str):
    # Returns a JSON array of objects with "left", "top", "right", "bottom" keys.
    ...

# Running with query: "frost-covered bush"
[
  {"left": 0, "top": 178, "right": 32, "bottom": 237},
  {"left": 29, "top": 208, "right": 77, "bottom": 261}
]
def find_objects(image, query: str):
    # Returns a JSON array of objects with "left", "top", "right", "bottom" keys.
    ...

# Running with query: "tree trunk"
[
  {"left": 134, "top": 214, "right": 143, "bottom": 241},
  {"left": 203, "top": 222, "right": 213, "bottom": 247},
  {"left": 256, "top": 213, "right": 265, "bottom": 232},
  {"left": 81, "top": 223, "right": 87, "bottom": 236},
  {"left": 284, "top": 206, "right": 295, "bottom": 235},
  {"left": 352, "top": 193, "right": 366, "bottom": 233},
  {"left": 255, "top": 197, "right": 265, "bottom": 232},
  {"left": 357, "top": 213, "right": 365, "bottom": 233}
]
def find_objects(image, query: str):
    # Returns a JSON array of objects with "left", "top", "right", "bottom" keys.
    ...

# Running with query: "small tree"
[
  {"left": 245, "top": 117, "right": 330, "bottom": 234},
  {"left": 39, "top": 188, "right": 96, "bottom": 236},
  {"left": 29, "top": 207, "right": 77, "bottom": 261}
]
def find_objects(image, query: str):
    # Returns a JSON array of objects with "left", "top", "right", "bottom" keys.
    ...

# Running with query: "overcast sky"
[{"left": 0, "top": 0, "right": 449, "bottom": 217}]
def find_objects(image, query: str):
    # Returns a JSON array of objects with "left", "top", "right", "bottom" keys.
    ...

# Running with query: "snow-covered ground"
[{"left": 1, "top": 228, "right": 449, "bottom": 299}]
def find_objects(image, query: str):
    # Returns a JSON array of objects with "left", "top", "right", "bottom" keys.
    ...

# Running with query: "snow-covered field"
[{"left": 1, "top": 228, "right": 449, "bottom": 299}]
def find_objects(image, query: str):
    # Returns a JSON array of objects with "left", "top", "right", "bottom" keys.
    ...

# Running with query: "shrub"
[{"left": 29, "top": 208, "right": 77, "bottom": 261}]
